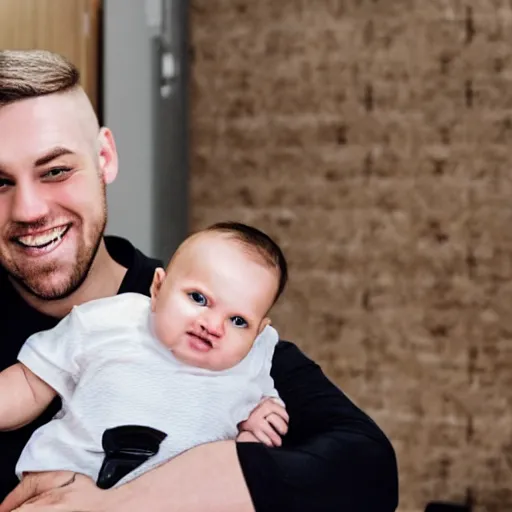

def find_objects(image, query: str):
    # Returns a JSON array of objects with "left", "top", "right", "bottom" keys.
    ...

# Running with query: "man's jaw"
[{"left": 1, "top": 219, "right": 108, "bottom": 316}]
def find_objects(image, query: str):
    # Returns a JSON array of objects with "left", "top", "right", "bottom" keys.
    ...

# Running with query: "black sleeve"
[{"left": 236, "top": 340, "right": 399, "bottom": 512}]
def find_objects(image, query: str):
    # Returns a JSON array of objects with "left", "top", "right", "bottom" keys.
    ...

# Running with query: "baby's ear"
[
  {"left": 150, "top": 268, "right": 166, "bottom": 311},
  {"left": 257, "top": 317, "right": 271, "bottom": 335}
]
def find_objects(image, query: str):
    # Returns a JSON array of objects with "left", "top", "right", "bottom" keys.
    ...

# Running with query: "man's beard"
[
  {"left": 4, "top": 195, "right": 108, "bottom": 301},
  {"left": 9, "top": 221, "right": 106, "bottom": 301}
]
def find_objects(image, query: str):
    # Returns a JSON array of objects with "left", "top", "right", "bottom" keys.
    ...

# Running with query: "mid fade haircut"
[
  {"left": 0, "top": 49, "right": 79, "bottom": 107},
  {"left": 205, "top": 221, "right": 288, "bottom": 304}
]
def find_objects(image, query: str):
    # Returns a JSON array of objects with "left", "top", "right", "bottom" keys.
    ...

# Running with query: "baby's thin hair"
[{"left": 205, "top": 221, "right": 288, "bottom": 304}]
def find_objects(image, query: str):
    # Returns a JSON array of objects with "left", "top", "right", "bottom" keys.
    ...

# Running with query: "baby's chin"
[{"left": 170, "top": 346, "right": 247, "bottom": 372}]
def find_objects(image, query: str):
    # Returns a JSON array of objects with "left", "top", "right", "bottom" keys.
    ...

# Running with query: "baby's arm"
[
  {"left": 238, "top": 327, "right": 288, "bottom": 445},
  {"left": 0, "top": 363, "right": 56, "bottom": 431}
]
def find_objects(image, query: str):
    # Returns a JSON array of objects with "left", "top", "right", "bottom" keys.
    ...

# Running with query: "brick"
[{"left": 190, "top": 1, "right": 512, "bottom": 510}]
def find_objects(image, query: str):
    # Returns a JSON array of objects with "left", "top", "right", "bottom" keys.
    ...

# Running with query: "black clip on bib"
[{"left": 96, "top": 425, "right": 167, "bottom": 489}]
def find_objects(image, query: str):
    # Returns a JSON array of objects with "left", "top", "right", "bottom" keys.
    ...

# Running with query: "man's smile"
[{"left": 12, "top": 224, "right": 71, "bottom": 252}]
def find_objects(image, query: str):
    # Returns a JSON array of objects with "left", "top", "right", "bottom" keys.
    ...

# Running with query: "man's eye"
[
  {"left": 0, "top": 178, "right": 13, "bottom": 189},
  {"left": 43, "top": 167, "right": 71, "bottom": 179},
  {"left": 188, "top": 292, "right": 207, "bottom": 306},
  {"left": 230, "top": 316, "right": 248, "bottom": 328}
]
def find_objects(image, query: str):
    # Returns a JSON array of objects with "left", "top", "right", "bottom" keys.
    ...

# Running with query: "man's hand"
[
  {"left": 0, "top": 471, "right": 106, "bottom": 512},
  {"left": 237, "top": 397, "right": 288, "bottom": 447}
]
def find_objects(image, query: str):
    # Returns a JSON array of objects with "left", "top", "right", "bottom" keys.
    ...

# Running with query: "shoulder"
[
  {"left": 273, "top": 339, "right": 313, "bottom": 361},
  {"left": 72, "top": 293, "right": 151, "bottom": 329},
  {"left": 255, "top": 326, "right": 279, "bottom": 348},
  {"left": 105, "top": 236, "right": 162, "bottom": 270},
  {"left": 247, "top": 326, "right": 279, "bottom": 366},
  {"left": 270, "top": 339, "right": 320, "bottom": 376},
  {"left": 0, "top": 266, "right": 14, "bottom": 299},
  {"left": 105, "top": 235, "right": 163, "bottom": 297}
]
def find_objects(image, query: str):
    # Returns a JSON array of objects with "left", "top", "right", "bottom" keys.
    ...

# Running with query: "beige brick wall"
[{"left": 189, "top": 2, "right": 512, "bottom": 511}]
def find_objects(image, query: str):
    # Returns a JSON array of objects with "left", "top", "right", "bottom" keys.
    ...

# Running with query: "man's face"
[
  {"left": 151, "top": 233, "right": 278, "bottom": 371},
  {"left": 0, "top": 92, "right": 117, "bottom": 300}
]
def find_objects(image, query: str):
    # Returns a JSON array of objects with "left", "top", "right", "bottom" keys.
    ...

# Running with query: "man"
[{"left": 0, "top": 50, "right": 398, "bottom": 511}]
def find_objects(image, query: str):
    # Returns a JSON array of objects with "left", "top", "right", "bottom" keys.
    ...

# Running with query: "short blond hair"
[{"left": 0, "top": 49, "right": 79, "bottom": 107}]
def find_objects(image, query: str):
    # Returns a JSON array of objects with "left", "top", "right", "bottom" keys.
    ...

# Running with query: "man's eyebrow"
[{"left": 35, "top": 147, "right": 74, "bottom": 167}]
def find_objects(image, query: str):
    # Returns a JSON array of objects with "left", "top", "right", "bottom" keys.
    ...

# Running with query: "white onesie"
[{"left": 16, "top": 293, "right": 280, "bottom": 485}]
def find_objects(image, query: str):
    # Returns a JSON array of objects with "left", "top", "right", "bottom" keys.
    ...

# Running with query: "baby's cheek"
[
  {"left": 154, "top": 315, "right": 170, "bottom": 340},
  {"left": 171, "top": 296, "right": 196, "bottom": 317},
  {"left": 154, "top": 305, "right": 177, "bottom": 337},
  {"left": 159, "top": 296, "right": 187, "bottom": 323},
  {"left": 233, "top": 334, "right": 255, "bottom": 360}
]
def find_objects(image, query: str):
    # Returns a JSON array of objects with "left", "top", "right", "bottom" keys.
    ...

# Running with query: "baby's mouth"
[{"left": 187, "top": 331, "right": 213, "bottom": 348}]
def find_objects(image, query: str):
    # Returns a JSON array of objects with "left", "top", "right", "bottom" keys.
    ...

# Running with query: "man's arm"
[
  {"left": 0, "top": 444, "right": 253, "bottom": 512},
  {"left": 236, "top": 341, "right": 399, "bottom": 511},
  {"left": 3, "top": 341, "right": 398, "bottom": 512},
  {"left": 107, "top": 441, "right": 253, "bottom": 512},
  {"left": 111, "top": 340, "right": 397, "bottom": 512},
  {"left": 0, "top": 363, "right": 56, "bottom": 430}
]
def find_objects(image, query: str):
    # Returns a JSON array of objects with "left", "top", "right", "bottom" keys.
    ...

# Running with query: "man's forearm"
[{"left": 108, "top": 441, "right": 255, "bottom": 512}]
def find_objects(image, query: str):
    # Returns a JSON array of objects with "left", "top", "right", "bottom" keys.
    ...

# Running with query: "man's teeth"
[{"left": 17, "top": 226, "right": 68, "bottom": 248}]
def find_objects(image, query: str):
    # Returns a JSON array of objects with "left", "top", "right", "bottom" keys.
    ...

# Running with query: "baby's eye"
[
  {"left": 230, "top": 316, "right": 248, "bottom": 328},
  {"left": 188, "top": 292, "right": 207, "bottom": 306}
]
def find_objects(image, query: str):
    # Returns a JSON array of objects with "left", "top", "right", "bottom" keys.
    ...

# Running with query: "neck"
[{"left": 10, "top": 240, "right": 127, "bottom": 318}]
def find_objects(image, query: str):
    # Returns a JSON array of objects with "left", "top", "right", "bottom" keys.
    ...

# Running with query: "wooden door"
[{"left": 0, "top": 0, "right": 102, "bottom": 112}]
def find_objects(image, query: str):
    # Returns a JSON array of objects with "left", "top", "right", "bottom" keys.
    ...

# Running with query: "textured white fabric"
[{"left": 16, "top": 293, "right": 280, "bottom": 485}]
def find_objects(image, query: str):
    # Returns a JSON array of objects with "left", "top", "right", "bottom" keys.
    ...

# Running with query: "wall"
[
  {"left": 104, "top": 0, "right": 189, "bottom": 261},
  {"left": 103, "top": 0, "right": 155, "bottom": 256},
  {"left": 189, "top": 2, "right": 512, "bottom": 511}
]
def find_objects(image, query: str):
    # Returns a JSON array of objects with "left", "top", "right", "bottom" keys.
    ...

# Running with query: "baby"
[{"left": 0, "top": 222, "right": 288, "bottom": 489}]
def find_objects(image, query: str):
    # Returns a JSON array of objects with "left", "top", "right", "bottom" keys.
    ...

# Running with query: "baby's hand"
[
  {"left": 236, "top": 430, "right": 259, "bottom": 443},
  {"left": 238, "top": 397, "right": 289, "bottom": 447}
]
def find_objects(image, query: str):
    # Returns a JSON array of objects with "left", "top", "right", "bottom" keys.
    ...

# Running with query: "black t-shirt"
[{"left": 0, "top": 236, "right": 399, "bottom": 511}]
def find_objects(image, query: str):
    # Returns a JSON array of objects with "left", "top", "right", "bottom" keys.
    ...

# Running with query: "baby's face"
[{"left": 150, "top": 232, "right": 278, "bottom": 371}]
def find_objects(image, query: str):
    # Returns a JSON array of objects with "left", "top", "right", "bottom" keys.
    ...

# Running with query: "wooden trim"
[{"left": 0, "top": 0, "right": 103, "bottom": 111}]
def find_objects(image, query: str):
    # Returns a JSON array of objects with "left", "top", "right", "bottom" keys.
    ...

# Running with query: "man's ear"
[
  {"left": 150, "top": 268, "right": 166, "bottom": 311},
  {"left": 97, "top": 127, "right": 118, "bottom": 184},
  {"left": 257, "top": 317, "right": 271, "bottom": 335}
]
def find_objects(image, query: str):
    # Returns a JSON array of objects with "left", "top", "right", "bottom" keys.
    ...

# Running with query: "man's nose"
[{"left": 10, "top": 182, "right": 50, "bottom": 223}]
